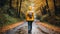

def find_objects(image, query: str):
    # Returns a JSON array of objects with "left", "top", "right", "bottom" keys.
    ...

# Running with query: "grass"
[{"left": 0, "top": 14, "right": 21, "bottom": 27}]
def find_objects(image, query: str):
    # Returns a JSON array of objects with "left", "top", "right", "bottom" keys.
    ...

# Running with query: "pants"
[{"left": 28, "top": 21, "right": 33, "bottom": 34}]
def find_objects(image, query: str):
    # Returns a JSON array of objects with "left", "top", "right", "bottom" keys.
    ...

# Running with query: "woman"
[{"left": 26, "top": 12, "right": 34, "bottom": 34}]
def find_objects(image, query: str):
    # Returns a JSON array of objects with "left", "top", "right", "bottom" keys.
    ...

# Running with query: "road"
[{"left": 2, "top": 20, "right": 60, "bottom": 34}]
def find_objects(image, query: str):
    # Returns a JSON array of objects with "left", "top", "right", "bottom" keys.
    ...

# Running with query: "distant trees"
[
  {"left": 6, "top": 0, "right": 22, "bottom": 18},
  {"left": 0, "top": 0, "right": 23, "bottom": 27},
  {"left": 0, "top": 0, "right": 10, "bottom": 14}
]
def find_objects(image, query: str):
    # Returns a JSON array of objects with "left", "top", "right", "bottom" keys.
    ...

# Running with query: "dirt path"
[
  {"left": 0, "top": 20, "right": 60, "bottom": 34},
  {"left": 36, "top": 21, "right": 60, "bottom": 33},
  {"left": 0, "top": 21, "right": 24, "bottom": 33}
]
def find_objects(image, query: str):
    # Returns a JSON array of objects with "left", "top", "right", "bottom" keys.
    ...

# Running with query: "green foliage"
[
  {"left": 0, "top": 14, "right": 20, "bottom": 27},
  {"left": 7, "top": 8, "right": 17, "bottom": 17},
  {"left": 40, "top": 14, "right": 49, "bottom": 22},
  {"left": 40, "top": 14, "right": 60, "bottom": 27},
  {"left": 20, "top": 12, "right": 25, "bottom": 20}
]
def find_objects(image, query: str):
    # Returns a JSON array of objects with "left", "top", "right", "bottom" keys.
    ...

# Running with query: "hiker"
[{"left": 26, "top": 6, "right": 34, "bottom": 34}]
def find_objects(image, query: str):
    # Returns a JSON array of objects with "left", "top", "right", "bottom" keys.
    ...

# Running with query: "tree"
[
  {"left": 46, "top": 0, "right": 51, "bottom": 16},
  {"left": 17, "top": 0, "right": 22, "bottom": 18},
  {"left": 10, "top": 0, "right": 12, "bottom": 8},
  {"left": 53, "top": 0, "right": 60, "bottom": 16}
]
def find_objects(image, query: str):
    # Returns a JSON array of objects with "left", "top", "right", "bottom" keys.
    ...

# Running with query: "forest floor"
[
  {"left": 36, "top": 21, "right": 60, "bottom": 33},
  {"left": 0, "top": 21, "right": 24, "bottom": 33}
]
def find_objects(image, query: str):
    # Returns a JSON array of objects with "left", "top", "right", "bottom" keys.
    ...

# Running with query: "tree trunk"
[
  {"left": 46, "top": 0, "right": 51, "bottom": 16},
  {"left": 10, "top": 0, "right": 12, "bottom": 8},
  {"left": 53, "top": 0, "right": 56, "bottom": 11},
  {"left": 17, "top": 0, "right": 22, "bottom": 18},
  {"left": 53, "top": 0, "right": 57, "bottom": 15}
]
